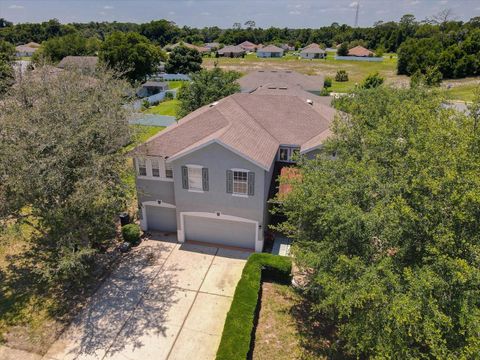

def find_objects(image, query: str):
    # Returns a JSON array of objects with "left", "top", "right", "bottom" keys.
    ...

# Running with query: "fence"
[{"left": 334, "top": 56, "right": 383, "bottom": 62}]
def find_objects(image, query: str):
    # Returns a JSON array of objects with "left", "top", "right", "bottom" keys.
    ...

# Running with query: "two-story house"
[{"left": 132, "top": 91, "right": 335, "bottom": 252}]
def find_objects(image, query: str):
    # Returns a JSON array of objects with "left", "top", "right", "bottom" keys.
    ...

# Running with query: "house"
[
  {"left": 131, "top": 90, "right": 334, "bottom": 252},
  {"left": 137, "top": 81, "right": 169, "bottom": 98},
  {"left": 204, "top": 42, "right": 220, "bottom": 50},
  {"left": 300, "top": 44, "right": 326, "bottom": 59},
  {"left": 347, "top": 45, "right": 374, "bottom": 57},
  {"left": 238, "top": 40, "right": 258, "bottom": 52},
  {"left": 217, "top": 45, "right": 245, "bottom": 57},
  {"left": 256, "top": 45, "right": 284, "bottom": 58},
  {"left": 57, "top": 56, "right": 99, "bottom": 73},
  {"left": 280, "top": 44, "right": 295, "bottom": 51},
  {"left": 15, "top": 42, "right": 40, "bottom": 57},
  {"left": 238, "top": 70, "right": 324, "bottom": 93}
]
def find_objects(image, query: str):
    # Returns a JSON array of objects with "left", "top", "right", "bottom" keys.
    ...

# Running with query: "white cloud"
[
  {"left": 200, "top": 11, "right": 210, "bottom": 16},
  {"left": 289, "top": 10, "right": 301, "bottom": 15},
  {"left": 410, "top": 0, "right": 420, "bottom": 4},
  {"left": 99, "top": 11, "right": 106, "bottom": 15},
  {"left": 9, "top": 4, "right": 25, "bottom": 9},
  {"left": 349, "top": 1, "right": 358, "bottom": 7},
  {"left": 103, "top": 5, "right": 114, "bottom": 10},
  {"left": 168, "top": 11, "right": 175, "bottom": 15},
  {"left": 439, "top": 0, "right": 448, "bottom": 4}
]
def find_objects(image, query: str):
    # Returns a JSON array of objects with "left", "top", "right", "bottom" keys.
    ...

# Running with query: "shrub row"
[{"left": 216, "top": 253, "right": 292, "bottom": 360}]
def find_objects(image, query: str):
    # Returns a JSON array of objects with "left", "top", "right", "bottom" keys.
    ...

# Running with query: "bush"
[
  {"left": 164, "top": 91, "right": 174, "bottom": 100},
  {"left": 362, "top": 72, "right": 384, "bottom": 89},
  {"left": 335, "top": 70, "right": 349, "bottom": 82},
  {"left": 216, "top": 253, "right": 292, "bottom": 360},
  {"left": 337, "top": 42, "right": 349, "bottom": 56},
  {"left": 122, "top": 224, "right": 141, "bottom": 245},
  {"left": 141, "top": 99, "right": 150, "bottom": 110},
  {"left": 323, "top": 77, "right": 332, "bottom": 88},
  {"left": 319, "top": 88, "right": 330, "bottom": 96}
]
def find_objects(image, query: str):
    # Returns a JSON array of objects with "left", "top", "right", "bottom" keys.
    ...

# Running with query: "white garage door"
[
  {"left": 184, "top": 215, "right": 256, "bottom": 249},
  {"left": 145, "top": 205, "right": 177, "bottom": 233}
]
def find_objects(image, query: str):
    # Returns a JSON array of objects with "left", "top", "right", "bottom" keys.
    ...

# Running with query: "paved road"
[{"left": 42, "top": 234, "right": 249, "bottom": 360}]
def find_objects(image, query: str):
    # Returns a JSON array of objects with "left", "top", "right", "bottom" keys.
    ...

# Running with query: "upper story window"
[
  {"left": 151, "top": 158, "right": 160, "bottom": 177},
  {"left": 277, "top": 146, "right": 300, "bottom": 163},
  {"left": 136, "top": 157, "right": 172, "bottom": 180},
  {"left": 138, "top": 158, "right": 147, "bottom": 176},
  {"left": 227, "top": 169, "right": 254, "bottom": 196},
  {"left": 233, "top": 170, "right": 248, "bottom": 195},
  {"left": 165, "top": 162, "right": 173, "bottom": 178},
  {"left": 188, "top": 167, "right": 203, "bottom": 191},
  {"left": 181, "top": 165, "right": 208, "bottom": 192}
]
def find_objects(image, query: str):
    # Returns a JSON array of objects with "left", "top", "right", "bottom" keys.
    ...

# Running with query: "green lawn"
[
  {"left": 144, "top": 99, "right": 180, "bottom": 117},
  {"left": 446, "top": 83, "right": 479, "bottom": 102},
  {"left": 166, "top": 80, "right": 186, "bottom": 90},
  {"left": 123, "top": 125, "right": 165, "bottom": 153}
]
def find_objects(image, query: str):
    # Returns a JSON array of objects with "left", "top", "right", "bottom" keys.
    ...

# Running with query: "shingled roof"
[
  {"left": 133, "top": 93, "right": 334, "bottom": 170},
  {"left": 348, "top": 45, "right": 374, "bottom": 57},
  {"left": 238, "top": 70, "right": 324, "bottom": 93}
]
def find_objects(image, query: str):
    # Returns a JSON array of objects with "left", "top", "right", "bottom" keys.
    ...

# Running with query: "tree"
[
  {"left": 0, "top": 40, "right": 15, "bottom": 96},
  {"left": 244, "top": 20, "right": 256, "bottom": 29},
  {"left": 335, "top": 70, "right": 349, "bottom": 82},
  {"left": 0, "top": 18, "right": 13, "bottom": 28},
  {"left": 361, "top": 72, "right": 384, "bottom": 89},
  {"left": 277, "top": 87, "right": 480, "bottom": 358},
  {"left": 164, "top": 45, "right": 202, "bottom": 75},
  {"left": 100, "top": 31, "right": 165, "bottom": 83},
  {"left": 337, "top": 42, "right": 349, "bottom": 56},
  {"left": 177, "top": 67, "right": 241, "bottom": 118},
  {"left": 0, "top": 67, "right": 132, "bottom": 285},
  {"left": 35, "top": 32, "right": 101, "bottom": 63}
]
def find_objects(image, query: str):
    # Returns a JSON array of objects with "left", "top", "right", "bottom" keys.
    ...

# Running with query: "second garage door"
[
  {"left": 145, "top": 205, "right": 177, "bottom": 233},
  {"left": 184, "top": 215, "right": 256, "bottom": 249}
]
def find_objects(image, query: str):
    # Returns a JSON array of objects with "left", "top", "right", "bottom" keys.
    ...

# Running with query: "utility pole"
[{"left": 354, "top": 2, "right": 360, "bottom": 27}]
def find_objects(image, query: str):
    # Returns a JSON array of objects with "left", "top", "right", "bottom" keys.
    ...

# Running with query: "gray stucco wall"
[
  {"left": 170, "top": 142, "right": 267, "bottom": 233},
  {"left": 136, "top": 178, "right": 176, "bottom": 205}
]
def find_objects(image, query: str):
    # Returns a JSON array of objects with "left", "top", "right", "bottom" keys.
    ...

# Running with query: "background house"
[
  {"left": 136, "top": 81, "right": 169, "bottom": 98},
  {"left": 300, "top": 44, "right": 326, "bottom": 59},
  {"left": 256, "top": 45, "right": 284, "bottom": 58},
  {"left": 238, "top": 40, "right": 258, "bottom": 52},
  {"left": 348, "top": 45, "right": 374, "bottom": 57},
  {"left": 238, "top": 70, "right": 324, "bottom": 93},
  {"left": 15, "top": 42, "right": 40, "bottom": 57},
  {"left": 217, "top": 45, "right": 245, "bottom": 57},
  {"left": 57, "top": 56, "right": 99, "bottom": 73}
]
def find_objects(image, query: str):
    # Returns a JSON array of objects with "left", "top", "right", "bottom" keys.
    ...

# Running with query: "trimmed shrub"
[
  {"left": 122, "top": 224, "right": 141, "bottom": 245},
  {"left": 216, "top": 253, "right": 292, "bottom": 360},
  {"left": 164, "top": 91, "right": 174, "bottom": 100},
  {"left": 319, "top": 88, "right": 330, "bottom": 96},
  {"left": 361, "top": 72, "right": 384, "bottom": 89},
  {"left": 323, "top": 77, "right": 332, "bottom": 88},
  {"left": 335, "top": 70, "right": 349, "bottom": 82}
]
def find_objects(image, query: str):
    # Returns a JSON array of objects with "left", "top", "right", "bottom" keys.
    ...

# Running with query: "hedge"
[{"left": 216, "top": 253, "right": 292, "bottom": 360}]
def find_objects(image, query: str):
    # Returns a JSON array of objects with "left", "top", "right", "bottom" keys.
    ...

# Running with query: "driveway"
[{"left": 42, "top": 234, "right": 249, "bottom": 360}]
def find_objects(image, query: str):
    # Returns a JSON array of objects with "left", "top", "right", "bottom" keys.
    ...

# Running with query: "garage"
[
  {"left": 144, "top": 203, "right": 177, "bottom": 233},
  {"left": 183, "top": 213, "right": 257, "bottom": 250}
]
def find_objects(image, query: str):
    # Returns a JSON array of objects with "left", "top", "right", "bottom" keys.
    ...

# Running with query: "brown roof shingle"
[
  {"left": 347, "top": 45, "right": 374, "bottom": 57},
  {"left": 134, "top": 92, "right": 335, "bottom": 170}
]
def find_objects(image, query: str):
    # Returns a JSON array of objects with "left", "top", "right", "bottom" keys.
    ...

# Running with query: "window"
[
  {"left": 279, "top": 148, "right": 289, "bottom": 161},
  {"left": 165, "top": 162, "right": 173, "bottom": 178},
  {"left": 188, "top": 167, "right": 203, "bottom": 191},
  {"left": 151, "top": 159, "right": 160, "bottom": 177},
  {"left": 137, "top": 158, "right": 147, "bottom": 176},
  {"left": 233, "top": 170, "right": 248, "bottom": 195}
]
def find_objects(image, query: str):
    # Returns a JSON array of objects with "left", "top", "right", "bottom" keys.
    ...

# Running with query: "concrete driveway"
[{"left": 42, "top": 234, "right": 249, "bottom": 360}]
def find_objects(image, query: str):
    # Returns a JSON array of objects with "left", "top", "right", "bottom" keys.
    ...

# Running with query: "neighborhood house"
[
  {"left": 132, "top": 71, "right": 335, "bottom": 252},
  {"left": 256, "top": 44, "right": 284, "bottom": 58},
  {"left": 347, "top": 45, "right": 374, "bottom": 57},
  {"left": 238, "top": 40, "right": 258, "bottom": 52},
  {"left": 217, "top": 45, "right": 245, "bottom": 57},
  {"left": 300, "top": 43, "right": 326, "bottom": 59},
  {"left": 15, "top": 42, "right": 40, "bottom": 57}
]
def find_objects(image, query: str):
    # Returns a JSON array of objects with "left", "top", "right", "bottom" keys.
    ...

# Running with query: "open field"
[{"left": 204, "top": 52, "right": 479, "bottom": 101}]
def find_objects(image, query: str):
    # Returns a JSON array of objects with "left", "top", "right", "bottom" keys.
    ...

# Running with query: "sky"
[{"left": 1, "top": 0, "right": 479, "bottom": 28}]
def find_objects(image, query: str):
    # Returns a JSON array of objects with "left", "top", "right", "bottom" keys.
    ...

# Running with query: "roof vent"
[
  {"left": 258, "top": 70, "right": 265, "bottom": 72},
  {"left": 279, "top": 86, "right": 288, "bottom": 90},
  {"left": 209, "top": 101, "right": 219, "bottom": 107},
  {"left": 306, "top": 99, "right": 313, "bottom": 105},
  {"left": 286, "top": 70, "right": 292, "bottom": 73},
  {"left": 267, "top": 86, "right": 277, "bottom": 89},
  {"left": 271, "top": 70, "right": 277, "bottom": 72}
]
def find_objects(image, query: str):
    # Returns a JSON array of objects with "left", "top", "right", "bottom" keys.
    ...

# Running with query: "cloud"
[
  {"left": 9, "top": 4, "right": 25, "bottom": 9},
  {"left": 200, "top": 11, "right": 210, "bottom": 16},
  {"left": 349, "top": 1, "right": 358, "bottom": 7},
  {"left": 168, "top": 11, "right": 175, "bottom": 15},
  {"left": 99, "top": 11, "right": 106, "bottom": 15},
  {"left": 439, "top": 0, "right": 448, "bottom": 3},
  {"left": 103, "top": 5, "right": 114, "bottom": 10},
  {"left": 410, "top": 0, "right": 420, "bottom": 4},
  {"left": 289, "top": 10, "right": 301, "bottom": 15}
]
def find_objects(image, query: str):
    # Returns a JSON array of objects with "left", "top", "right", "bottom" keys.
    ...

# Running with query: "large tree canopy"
[
  {"left": 0, "top": 67, "right": 132, "bottom": 285},
  {"left": 277, "top": 87, "right": 480, "bottom": 358},
  {"left": 100, "top": 31, "right": 165, "bottom": 83},
  {"left": 0, "top": 39, "right": 15, "bottom": 96},
  {"left": 164, "top": 45, "right": 202, "bottom": 75},
  {"left": 177, "top": 67, "right": 240, "bottom": 118},
  {"left": 34, "top": 32, "right": 101, "bottom": 63}
]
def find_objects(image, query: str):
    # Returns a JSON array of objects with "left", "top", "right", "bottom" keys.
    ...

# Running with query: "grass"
[
  {"left": 252, "top": 282, "right": 304, "bottom": 360},
  {"left": 123, "top": 125, "right": 165, "bottom": 153},
  {"left": 445, "top": 82, "right": 479, "bottom": 102},
  {"left": 144, "top": 99, "right": 180, "bottom": 117},
  {"left": 216, "top": 253, "right": 292, "bottom": 360},
  {"left": 166, "top": 80, "right": 186, "bottom": 89}
]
